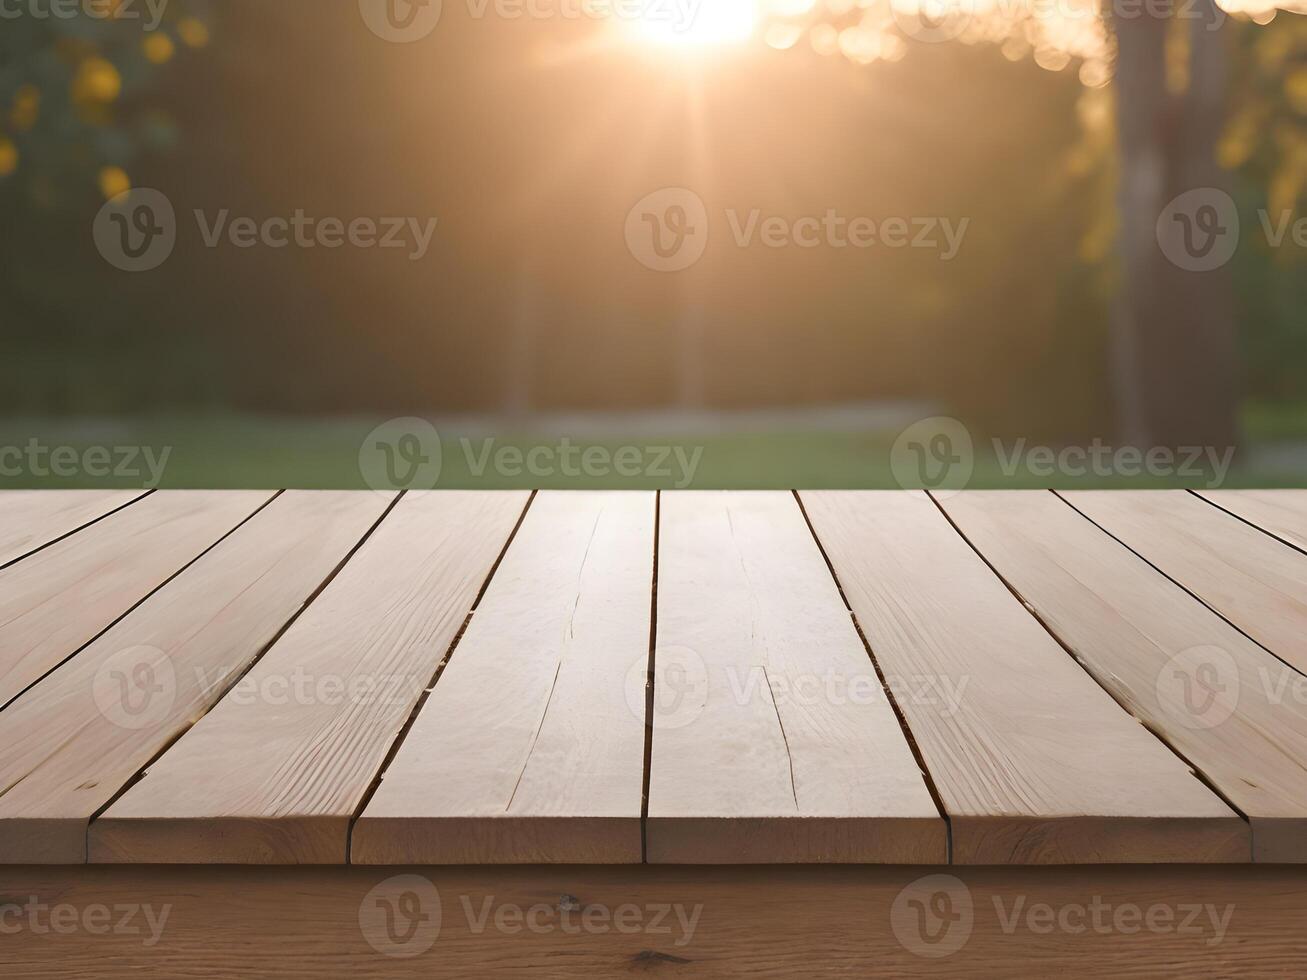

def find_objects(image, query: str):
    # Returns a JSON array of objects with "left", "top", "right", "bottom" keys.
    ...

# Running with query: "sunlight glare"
[{"left": 624, "top": 0, "right": 758, "bottom": 48}]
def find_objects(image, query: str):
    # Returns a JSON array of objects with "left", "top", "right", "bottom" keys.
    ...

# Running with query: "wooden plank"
[
  {"left": 646, "top": 491, "right": 944, "bottom": 864},
  {"left": 0, "top": 490, "right": 146, "bottom": 567},
  {"left": 1064, "top": 490, "right": 1307, "bottom": 677},
  {"left": 89, "top": 491, "right": 530, "bottom": 865},
  {"left": 0, "top": 491, "right": 395, "bottom": 864},
  {"left": 1197, "top": 489, "right": 1307, "bottom": 553},
  {"left": 4, "top": 864, "right": 1305, "bottom": 979},
  {"left": 940, "top": 490, "right": 1307, "bottom": 863},
  {"left": 0, "top": 491, "right": 274, "bottom": 708},
  {"left": 800, "top": 491, "right": 1245, "bottom": 864},
  {"left": 352, "top": 491, "right": 654, "bottom": 865}
]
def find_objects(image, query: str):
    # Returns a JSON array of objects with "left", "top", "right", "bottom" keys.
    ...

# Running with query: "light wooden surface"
[
  {"left": 89, "top": 492, "right": 529, "bottom": 864},
  {"left": 646, "top": 492, "right": 945, "bottom": 863},
  {"left": 1197, "top": 489, "right": 1307, "bottom": 553},
  {"left": 940, "top": 490, "right": 1307, "bottom": 863},
  {"left": 1064, "top": 490, "right": 1307, "bottom": 676},
  {"left": 353, "top": 492, "right": 654, "bottom": 864},
  {"left": 0, "top": 489, "right": 145, "bottom": 568},
  {"left": 5, "top": 864, "right": 1305, "bottom": 979},
  {"left": 1, "top": 489, "right": 1304, "bottom": 867},
  {"left": 0, "top": 492, "right": 393, "bottom": 864},
  {"left": 801, "top": 491, "right": 1245, "bottom": 864},
  {"left": 0, "top": 491, "right": 273, "bottom": 708}
]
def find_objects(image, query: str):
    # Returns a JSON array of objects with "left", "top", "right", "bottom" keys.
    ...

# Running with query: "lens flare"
[{"left": 624, "top": 0, "right": 758, "bottom": 48}]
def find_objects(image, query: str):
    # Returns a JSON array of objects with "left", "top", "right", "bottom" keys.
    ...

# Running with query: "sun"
[{"left": 622, "top": 0, "right": 758, "bottom": 48}]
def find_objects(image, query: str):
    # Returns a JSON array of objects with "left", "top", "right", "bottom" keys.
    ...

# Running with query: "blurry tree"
[
  {"left": 1110, "top": 0, "right": 1239, "bottom": 450},
  {"left": 0, "top": 2, "right": 213, "bottom": 414},
  {"left": 801, "top": 0, "right": 1305, "bottom": 447},
  {"left": 2, "top": 0, "right": 1302, "bottom": 434},
  {"left": 1224, "top": 14, "right": 1307, "bottom": 402},
  {"left": 0, "top": 1, "right": 213, "bottom": 202}
]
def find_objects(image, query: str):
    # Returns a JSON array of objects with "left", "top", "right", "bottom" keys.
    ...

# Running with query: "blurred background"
[{"left": 1, "top": 0, "right": 1305, "bottom": 489}]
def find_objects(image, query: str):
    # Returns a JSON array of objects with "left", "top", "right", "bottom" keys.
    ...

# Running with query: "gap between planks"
[
  {"left": 0, "top": 489, "right": 153, "bottom": 571},
  {"left": 343, "top": 491, "right": 539, "bottom": 863},
  {"left": 924, "top": 490, "right": 1255, "bottom": 837},
  {"left": 1054, "top": 490, "right": 1307, "bottom": 682},
  {"left": 90, "top": 491, "right": 535, "bottom": 864},
  {"left": 792, "top": 490, "right": 954, "bottom": 863},
  {"left": 644, "top": 492, "right": 945, "bottom": 864},
  {"left": 639, "top": 490, "right": 661, "bottom": 864},
  {"left": 84, "top": 490, "right": 409, "bottom": 862},
  {"left": 803, "top": 491, "right": 1243, "bottom": 865},
  {"left": 934, "top": 490, "right": 1307, "bottom": 862},
  {"left": 0, "top": 491, "right": 282, "bottom": 714},
  {"left": 351, "top": 491, "right": 655, "bottom": 864}
]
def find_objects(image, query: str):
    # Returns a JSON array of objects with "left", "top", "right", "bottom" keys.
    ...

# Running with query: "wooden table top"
[{"left": 1, "top": 488, "right": 1305, "bottom": 867}]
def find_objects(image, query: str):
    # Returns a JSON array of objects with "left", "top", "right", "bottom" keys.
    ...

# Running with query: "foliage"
[
  {"left": 0, "top": 2, "right": 1303, "bottom": 433},
  {"left": 0, "top": 0, "right": 213, "bottom": 203},
  {"left": 1226, "top": 15, "right": 1307, "bottom": 402}
]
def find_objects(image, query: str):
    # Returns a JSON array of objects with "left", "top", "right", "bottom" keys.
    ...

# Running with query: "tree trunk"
[{"left": 1109, "top": 0, "right": 1240, "bottom": 452}]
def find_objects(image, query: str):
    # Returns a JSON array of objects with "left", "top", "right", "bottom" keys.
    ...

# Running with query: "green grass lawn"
[{"left": 1, "top": 409, "right": 1304, "bottom": 490}]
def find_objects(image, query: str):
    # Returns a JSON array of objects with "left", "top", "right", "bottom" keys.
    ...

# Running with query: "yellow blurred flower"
[
  {"left": 72, "top": 57, "right": 123, "bottom": 105},
  {"left": 1286, "top": 66, "right": 1307, "bottom": 116},
  {"left": 98, "top": 166, "right": 131, "bottom": 200},
  {"left": 1256, "top": 29, "right": 1293, "bottom": 73},
  {"left": 178, "top": 17, "right": 211, "bottom": 48},
  {"left": 10, "top": 85, "right": 40, "bottom": 133},
  {"left": 143, "top": 33, "right": 176, "bottom": 65},
  {"left": 1218, "top": 104, "right": 1268, "bottom": 171},
  {"left": 0, "top": 139, "right": 17, "bottom": 178}
]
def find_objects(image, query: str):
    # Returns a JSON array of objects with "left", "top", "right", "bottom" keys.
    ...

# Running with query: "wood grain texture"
[
  {"left": 1197, "top": 489, "right": 1307, "bottom": 553},
  {"left": 0, "top": 491, "right": 274, "bottom": 708},
  {"left": 89, "top": 491, "right": 529, "bottom": 865},
  {"left": 4, "top": 864, "right": 1305, "bottom": 979},
  {"left": 0, "top": 492, "right": 394, "bottom": 864},
  {"left": 1064, "top": 490, "right": 1307, "bottom": 677},
  {"left": 940, "top": 490, "right": 1307, "bottom": 863},
  {"left": 353, "top": 492, "right": 654, "bottom": 865},
  {"left": 0, "top": 490, "right": 146, "bottom": 567},
  {"left": 800, "top": 491, "right": 1246, "bottom": 865},
  {"left": 646, "top": 491, "right": 944, "bottom": 864}
]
